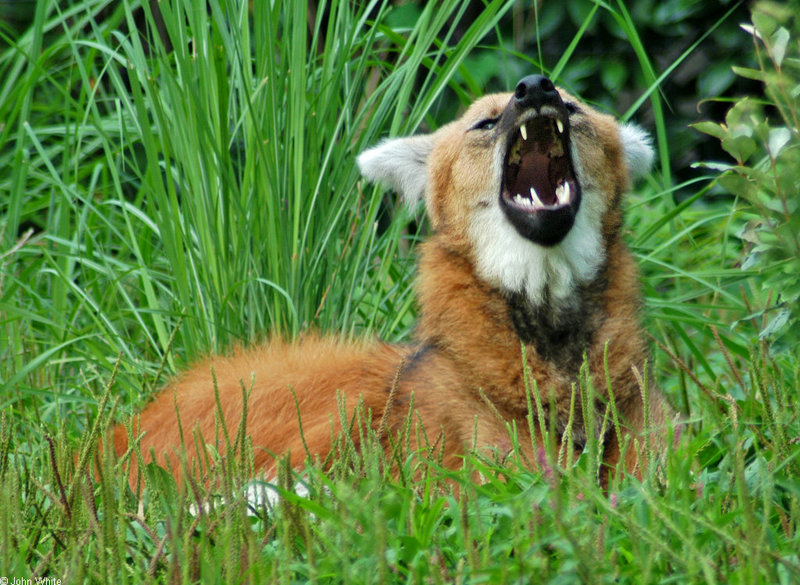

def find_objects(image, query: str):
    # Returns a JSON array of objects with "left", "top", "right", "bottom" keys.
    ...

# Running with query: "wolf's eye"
[
  {"left": 565, "top": 102, "right": 580, "bottom": 115},
  {"left": 471, "top": 117, "right": 499, "bottom": 131}
]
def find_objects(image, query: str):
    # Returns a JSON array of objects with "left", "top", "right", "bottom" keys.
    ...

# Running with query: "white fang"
[
  {"left": 556, "top": 119, "right": 564, "bottom": 134},
  {"left": 520, "top": 124, "right": 528, "bottom": 141},
  {"left": 530, "top": 187, "right": 544, "bottom": 208},
  {"left": 556, "top": 182, "right": 571, "bottom": 205}
]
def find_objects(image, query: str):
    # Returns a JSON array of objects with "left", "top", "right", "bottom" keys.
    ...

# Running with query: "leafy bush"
[{"left": 695, "top": 1, "right": 800, "bottom": 354}]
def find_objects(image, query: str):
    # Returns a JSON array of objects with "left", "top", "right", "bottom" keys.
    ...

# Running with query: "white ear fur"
[
  {"left": 356, "top": 135, "right": 434, "bottom": 205},
  {"left": 618, "top": 123, "right": 654, "bottom": 180}
]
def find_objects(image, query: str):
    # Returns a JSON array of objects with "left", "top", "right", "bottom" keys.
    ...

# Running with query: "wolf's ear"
[
  {"left": 618, "top": 123, "right": 654, "bottom": 181},
  {"left": 357, "top": 135, "right": 435, "bottom": 205}
]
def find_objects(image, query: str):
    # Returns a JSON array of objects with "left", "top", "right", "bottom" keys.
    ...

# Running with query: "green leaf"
[
  {"left": 739, "top": 23, "right": 760, "bottom": 41},
  {"left": 737, "top": 219, "right": 764, "bottom": 244},
  {"left": 721, "top": 134, "right": 758, "bottom": 163},
  {"left": 758, "top": 308, "right": 790, "bottom": 340},
  {"left": 770, "top": 26, "right": 790, "bottom": 67},
  {"left": 767, "top": 127, "right": 791, "bottom": 157},
  {"left": 692, "top": 121, "right": 728, "bottom": 141},
  {"left": 691, "top": 161, "right": 736, "bottom": 173},
  {"left": 720, "top": 172, "right": 757, "bottom": 199},
  {"left": 741, "top": 250, "right": 763, "bottom": 270},
  {"left": 732, "top": 65, "right": 765, "bottom": 82},
  {"left": 752, "top": 11, "right": 777, "bottom": 39}
]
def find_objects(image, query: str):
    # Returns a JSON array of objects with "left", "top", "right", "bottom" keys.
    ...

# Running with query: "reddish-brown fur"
[{"left": 113, "top": 84, "right": 668, "bottom": 487}]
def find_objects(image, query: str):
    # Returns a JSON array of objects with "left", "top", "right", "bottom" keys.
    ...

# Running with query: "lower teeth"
[
  {"left": 511, "top": 184, "right": 571, "bottom": 209},
  {"left": 555, "top": 182, "right": 571, "bottom": 204}
]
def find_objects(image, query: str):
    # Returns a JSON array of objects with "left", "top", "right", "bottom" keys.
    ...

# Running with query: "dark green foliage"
[{"left": 696, "top": 1, "right": 800, "bottom": 353}]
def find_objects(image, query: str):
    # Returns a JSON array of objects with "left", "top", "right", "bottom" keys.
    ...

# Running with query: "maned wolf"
[{"left": 113, "top": 75, "right": 668, "bottom": 486}]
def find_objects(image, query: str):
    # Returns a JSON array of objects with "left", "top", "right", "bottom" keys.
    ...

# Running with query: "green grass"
[{"left": 1, "top": 0, "right": 799, "bottom": 583}]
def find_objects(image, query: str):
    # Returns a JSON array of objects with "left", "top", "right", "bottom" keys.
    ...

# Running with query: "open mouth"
[{"left": 499, "top": 115, "right": 581, "bottom": 246}]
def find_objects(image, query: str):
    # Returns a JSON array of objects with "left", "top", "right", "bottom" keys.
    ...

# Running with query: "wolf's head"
[{"left": 357, "top": 75, "right": 653, "bottom": 307}]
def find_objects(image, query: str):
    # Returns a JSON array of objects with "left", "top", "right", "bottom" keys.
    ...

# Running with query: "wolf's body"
[{"left": 114, "top": 75, "right": 668, "bottom": 484}]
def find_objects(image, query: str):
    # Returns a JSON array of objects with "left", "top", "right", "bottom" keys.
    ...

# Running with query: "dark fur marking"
[
  {"left": 506, "top": 268, "right": 608, "bottom": 374},
  {"left": 403, "top": 343, "right": 435, "bottom": 378},
  {"left": 378, "top": 343, "right": 434, "bottom": 425}
]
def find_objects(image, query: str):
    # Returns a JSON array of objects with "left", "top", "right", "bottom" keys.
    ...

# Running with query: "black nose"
[{"left": 514, "top": 75, "right": 560, "bottom": 111}]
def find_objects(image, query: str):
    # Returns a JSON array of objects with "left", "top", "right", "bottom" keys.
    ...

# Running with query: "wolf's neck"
[
  {"left": 414, "top": 236, "right": 608, "bottom": 382},
  {"left": 504, "top": 277, "right": 606, "bottom": 372}
]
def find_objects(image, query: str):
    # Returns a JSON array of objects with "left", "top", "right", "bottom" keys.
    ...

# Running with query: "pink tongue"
[{"left": 514, "top": 151, "right": 554, "bottom": 204}]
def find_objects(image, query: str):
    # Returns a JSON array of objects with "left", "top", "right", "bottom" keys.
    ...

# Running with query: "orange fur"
[{"left": 113, "top": 78, "right": 668, "bottom": 487}]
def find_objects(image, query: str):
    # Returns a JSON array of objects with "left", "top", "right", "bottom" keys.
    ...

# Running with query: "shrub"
[{"left": 695, "top": 0, "right": 800, "bottom": 354}]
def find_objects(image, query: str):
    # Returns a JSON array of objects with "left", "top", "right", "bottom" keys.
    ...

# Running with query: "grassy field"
[{"left": 1, "top": 0, "right": 799, "bottom": 583}]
